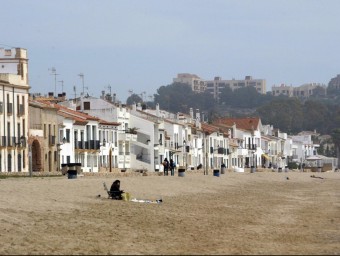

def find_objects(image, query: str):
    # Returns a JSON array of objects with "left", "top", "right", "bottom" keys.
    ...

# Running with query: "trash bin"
[
  {"left": 317, "top": 167, "right": 322, "bottom": 173},
  {"left": 221, "top": 164, "right": 226, "bottom": 174},
  {"left": 250, "top": 166, "right": 256, "bottom": 173},
  {"left": 178, "top": 168, "right": 185, "bottom": 177},
  {"left": 285, "top": 166, "right": 289, "bottom": 172},
  {"left": 75, "top": 163, "right": 82, "bottom": 174},
  {"left": 278, "top": 167, "right": 282, "bottom": 173},
  {"left": 213, "top": 169, "right": 220, "bottom": 177},
  {"left": 67, "top": 163, "right": 77, "bottom": 179},
  {"left": 61, "top": 164, "right": 68, "bottom": 175}
]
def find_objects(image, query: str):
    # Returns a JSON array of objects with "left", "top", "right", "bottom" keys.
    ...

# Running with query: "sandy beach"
[{"left": 0, "top": 170, "right": 339, "bottom": 255}]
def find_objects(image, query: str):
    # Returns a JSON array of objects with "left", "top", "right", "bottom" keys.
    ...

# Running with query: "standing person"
[
  {"left": 169, "top": 159, "right": 176, "bottom": 176},
  {"left": 163, "top": 158, "right": 169, "bottom": 176}
]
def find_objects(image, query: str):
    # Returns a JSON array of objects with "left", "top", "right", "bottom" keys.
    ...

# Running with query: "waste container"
[
  {"left": 178, "top": 168, "right": 185, "bottom": 177},
  {"left": 278, "top": 167, "right": 282, "bottom": 173},
  {"left": 75, "top": 163, "right": 82, "bottom": 174},
  {"left": 213, "top": 169, "right": 220, "bottom": 177},
  {"left": 285, "top": 166, "right": 289, "bottom": 172},
  {"left": 221, "top": 164, "right": 226, "bottom": 174},
  {"left": 61, "top": 164, "right": 68, "bottom": 175},
  {"left": 317, "top": 166, "right": 322, "bottom": 173},
  {"left": 250, "top": 166, "right": 256, "bottom": 173},
  {"left": 67, "top": 163, "right": 77, "bottom": 179}
]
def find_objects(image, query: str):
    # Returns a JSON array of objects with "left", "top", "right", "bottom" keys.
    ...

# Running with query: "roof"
[
  {"left": 215, "top": 117, "right": 261, "bottom": 132},
  {"left": 35, "top": 99, "right": 105, "bottom": 125}
]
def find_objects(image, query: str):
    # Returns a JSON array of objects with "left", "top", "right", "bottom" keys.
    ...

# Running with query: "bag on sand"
[{"left": 121, "top": 192, "right": 131, "bottom": 201}]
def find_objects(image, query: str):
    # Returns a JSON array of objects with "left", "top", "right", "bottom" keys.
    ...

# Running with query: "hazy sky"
[{"left": 1, "top": 0, "right": 340, "bottom": 102}]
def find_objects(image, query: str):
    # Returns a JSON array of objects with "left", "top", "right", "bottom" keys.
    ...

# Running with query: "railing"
[
  {"left": 18, "top": 104, "right": 25, "bottom": 116},
  {"left": 49, "top": 136, "right": 56, "bottom": 146},
  {"left": 7, "top": 103, "right": 12, "bottom": 115}
]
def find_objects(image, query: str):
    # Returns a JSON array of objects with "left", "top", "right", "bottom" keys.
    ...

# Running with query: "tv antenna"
[
  {"left": 49, "top": 67, "right": 59, "bottom": 97},
  {"left": 78, "top": 73, "right": 85, "bottom": 95}
]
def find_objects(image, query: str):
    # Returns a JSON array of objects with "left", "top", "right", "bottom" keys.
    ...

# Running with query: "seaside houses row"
[{"left": 0, "top": 47, "right": 337, "bottom": 174}]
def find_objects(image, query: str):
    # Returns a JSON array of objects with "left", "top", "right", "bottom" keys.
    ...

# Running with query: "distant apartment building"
[
  {"left": 173, "top": 73, "right": 206, "bottom": 93},
  {"left": 272, "top": 83, "right": 326, "bottom": 98},
  {"left": 173, "top": 74, "right": 266, "bottom": 99},
  {"left": 205, "top": 76, "right": 266, "bottom": 100},
  {"left": 271, "top": 84, "right": 294, "bottom": 97},
  {"left": 0, "top": 48, "right": 29, "bottom": 172}
]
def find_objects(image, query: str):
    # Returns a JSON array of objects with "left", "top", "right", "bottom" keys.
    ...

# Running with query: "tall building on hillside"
[
  {"left": 0, "top": 47, "right": 30, "bottom": 172},
  {"left": 205, "top": 76, "right": 266, "bottom": 100},
  {"left": 173, "top": 73, "right": 206, "bottom": 93},
  {"left": 272, "top": 84, "right": 294, "bottom": 97},
  {"left": 272, "top": 83, "right": 326, "bottom": 98}
]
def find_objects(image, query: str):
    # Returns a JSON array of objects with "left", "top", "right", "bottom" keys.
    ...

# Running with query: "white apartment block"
[
  {"left": 271, "top": 84, "right": 294, "bottom": 97},
  {"left": 0, "top": 48, "right": 29, "bottom": 173},
  {"left": 272, "top": 83, "right": 327, "bottom": 98},
  {"left": 173, "top": 73, "right": 206, "bottom": 93},
  {"left": 205, "top": 76, "right": 266, "bottom": 100}
]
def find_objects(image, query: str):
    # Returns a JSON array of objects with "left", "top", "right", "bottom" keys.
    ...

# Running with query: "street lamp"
[
  {"left": 57, "top": 137, "right": 67, "bottom": 172},
  {"left": 183, "top": 140, "right": 188, "bottom": 170},
  {"left": 101, "top": 138, "right": 106, "bottom": 170}
]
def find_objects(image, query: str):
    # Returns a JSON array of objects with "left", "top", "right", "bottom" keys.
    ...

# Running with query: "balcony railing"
[
  {"left": 78, "top": 140, "right": 100, "bottom": 150},
  {"left": 7, "top": 103, "right": 12, "bottom": 115},
  {"left": 49, "top": 136, "right": 56, "bottom": 146},
  {"left": 17, "top": 104, "right": 25, "bottom": 116}
]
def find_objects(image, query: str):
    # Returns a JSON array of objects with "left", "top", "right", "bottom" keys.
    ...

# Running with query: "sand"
[{"left": 0, "top": 170, "right": 339, "bottom": 255}]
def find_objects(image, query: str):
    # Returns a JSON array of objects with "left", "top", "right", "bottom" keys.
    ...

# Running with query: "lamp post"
[
  {"left": 183, "top": 140, "right": 186, "bottom": 169},
  {"left": 101, "top": 138, "right": 106, "bottom": 171},
  {"left": 57, "top": 137, "right": 66, "bottom": 173},
  {"left": 15, "top": 136, "right": 25, "bottom": 173}
]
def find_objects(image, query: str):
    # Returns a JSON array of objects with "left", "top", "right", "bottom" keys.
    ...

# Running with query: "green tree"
[
  {"left": 256, "top": 98, "right": 303, "bottom": 134},
  {"left": 126, "top": 93, "right": 143, "bottom": 106}
]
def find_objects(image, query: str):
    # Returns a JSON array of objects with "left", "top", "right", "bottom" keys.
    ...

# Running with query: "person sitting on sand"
[
  {"left": 110, "top": 180, "right": 131, "bottom": 201},
  {"left": 110, "top": 180, "right": 124, "bottom": 200}
]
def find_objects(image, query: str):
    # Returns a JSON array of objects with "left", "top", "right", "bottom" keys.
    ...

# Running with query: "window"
[
  {"left": 66, "top": 129, "right": 70, "bottom": 143},
  {"left": 84, "top": 102, "right": 90, "bottom": 110}
]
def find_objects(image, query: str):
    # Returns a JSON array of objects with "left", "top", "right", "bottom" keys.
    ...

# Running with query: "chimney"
[
  {"left": 156, "top": 103, "right": 160, "bottom": 117},
  {"left": 189, "top": 108, "right": 193, "bottom": 119}
]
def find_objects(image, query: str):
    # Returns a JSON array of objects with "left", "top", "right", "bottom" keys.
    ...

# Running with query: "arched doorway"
[{"left": 32, "top": 140, "right": 42, "bottom": 172}]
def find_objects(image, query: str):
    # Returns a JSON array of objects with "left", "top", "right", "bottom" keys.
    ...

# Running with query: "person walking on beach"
[
  {"left": 169, "top": 159, "right": 176, "bottom": 176},
  {"left": 163, "top": 158, "right": 169, "bottom": 176}
]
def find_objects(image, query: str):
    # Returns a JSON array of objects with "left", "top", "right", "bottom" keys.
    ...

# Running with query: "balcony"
[
  {"left": 77, "top": 140, "right": 100, "bottom": 151},
  {"left": 17, "top": 104, "right": 25, "bottom": 116},
  {"left": 237, "top": 148, "right": 248, "bottom": 156},
  {"left": 7, "top": 103, "right": 13, "bottom": 115},
  {"left": 118, "top": 133, "right": 137, "bottom": 142},
  {"left": 0, "top": 136, "right": 6, "bottom": 147},
  {"left": 49, "top": 135, "right": 56, "bottom": 146}
]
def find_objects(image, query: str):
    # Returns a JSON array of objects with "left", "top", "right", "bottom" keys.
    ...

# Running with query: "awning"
[{"left": 261, "top": 154, "right": 270, "bottom": 160}]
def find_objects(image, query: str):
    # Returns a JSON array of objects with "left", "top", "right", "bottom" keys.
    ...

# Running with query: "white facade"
[{"left": 0, "top": 48, "right": 29, "bottom": 173}]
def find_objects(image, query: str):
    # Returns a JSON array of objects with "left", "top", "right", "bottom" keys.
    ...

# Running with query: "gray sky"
[{"left": 2, "top": 0, "right": 340, "bottom": 102}]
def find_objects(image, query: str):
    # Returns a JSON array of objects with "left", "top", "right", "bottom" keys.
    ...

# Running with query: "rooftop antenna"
[
  {"left": 49, "top": 67, "right": 59, "bottom": 97},
  {"left": 128, "top": 89, "right": 133, "bottom": 96},
  {"left": 58, "top": 80, "right": 64, "bottom": 94},
  {"left": 107, "top": 84, "right": 112, "bottom": 95},
  {"left": 73, "top": 85, "right": 77, "bottom": 99},
  {"left": 78, "top": 73, "right": 85, "bottom": 96}
]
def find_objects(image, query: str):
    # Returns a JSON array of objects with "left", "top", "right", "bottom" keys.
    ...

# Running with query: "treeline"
[{"left": 126, "top": 82, "right": 340, "bottom": 136}]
